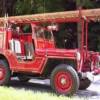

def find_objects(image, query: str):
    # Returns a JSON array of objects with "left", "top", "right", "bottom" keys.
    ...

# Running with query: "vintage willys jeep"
[{"left": 0, "top": 8, "right": 100, "bottom": 95}]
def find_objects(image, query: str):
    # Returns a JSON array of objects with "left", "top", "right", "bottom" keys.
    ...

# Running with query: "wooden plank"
[{"left": 0, "top": 8, "right": 100, "bottom": 24}]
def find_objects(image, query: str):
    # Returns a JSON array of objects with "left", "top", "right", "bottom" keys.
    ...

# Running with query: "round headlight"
[
  {"left": 98, "top": 55, "right": 100, "bottom": 62},
  {"left": 76, "top": 52, "right": 81, "bottom": 61}
]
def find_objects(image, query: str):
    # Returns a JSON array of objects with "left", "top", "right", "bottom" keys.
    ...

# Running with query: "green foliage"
[
  {"left": 82, "top": 0, "right": 94, "bottom": 8},
  {"left": 15, "top": 0, "right": 99, "bottom": 15},
  {"left": 44, "top": 0, "right": 64, "bottom": 12},
  {"left": 76, "top": 0, "right": 94, "bottom": 8},
  {"left": 15, "top": 0, "right": 34, "bottom": 15},
  {"left": 15, "top": 0, "right": 65, "bottom": 14}
]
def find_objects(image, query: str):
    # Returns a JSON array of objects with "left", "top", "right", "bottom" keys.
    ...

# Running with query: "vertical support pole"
[
  {"left": 85, "top": 19, "right": 88, "bottom": 58},
  {"left": 78, "top": 19, "right": 85, "bottom": 72}
]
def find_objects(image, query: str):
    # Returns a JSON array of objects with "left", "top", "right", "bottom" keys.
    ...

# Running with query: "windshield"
[
  {"left": 44, "top": 30, "right": 53, "bottom": 40},
  {"left": 35, "top": 26, "right": 53, "bottom": 41}
]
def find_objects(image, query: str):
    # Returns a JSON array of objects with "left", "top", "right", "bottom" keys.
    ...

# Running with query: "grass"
[{"left": 0, "top": 86, "right": 85, "bottom": 100}]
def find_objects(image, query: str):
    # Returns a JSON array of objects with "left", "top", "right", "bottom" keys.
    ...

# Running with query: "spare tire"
[{"left": 79, "top": 78, "right": 91, "bottom": 90}]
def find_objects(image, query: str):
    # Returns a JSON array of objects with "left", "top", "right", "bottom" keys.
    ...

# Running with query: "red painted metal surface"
[{"left": 54, "top": 71, "right": 72, "bottom": 93}]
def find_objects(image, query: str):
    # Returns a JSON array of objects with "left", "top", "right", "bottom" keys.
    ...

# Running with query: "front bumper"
[{"left": 80, "top": 68, "right": 100, "bottom": 82}]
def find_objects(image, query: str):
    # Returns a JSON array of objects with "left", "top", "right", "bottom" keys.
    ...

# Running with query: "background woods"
[{"left": 0, "top": 0, "right": 100, "bottom": 16}]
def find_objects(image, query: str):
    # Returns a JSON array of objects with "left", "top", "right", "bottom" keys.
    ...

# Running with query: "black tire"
[
  {"left": 50, "top": 64, "right": 79, "bottom": 96},
  {"left": 0, "top": 60, "right": 10, "bottom": 85},
  {"left": 79, "top": 78, "right": 91, "bottom": 90},
  {"left": 18, "top": 76, "right": 30, "bottom": 82}
]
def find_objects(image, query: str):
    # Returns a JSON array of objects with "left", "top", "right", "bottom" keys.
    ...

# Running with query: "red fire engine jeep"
[{"left": 0, "top": 9, "right": 100, "bottom": 96}]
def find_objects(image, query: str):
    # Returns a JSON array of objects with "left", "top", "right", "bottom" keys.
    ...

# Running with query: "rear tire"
[
  {"left": 0, "top": 60, "right": 10, "bottom": 85},
  {"left": 50, "top": 64, "right": 79, "bottom": 96}
]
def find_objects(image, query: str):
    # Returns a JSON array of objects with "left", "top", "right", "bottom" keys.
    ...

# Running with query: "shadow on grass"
[
  {"left": 9, "top": 80, "right": 53, "bottom": 93},
  {"left": 8, "top": 80, "right": 100, "bottom": 98}
]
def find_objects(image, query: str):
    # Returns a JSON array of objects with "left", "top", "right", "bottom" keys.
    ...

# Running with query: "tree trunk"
[
  {"left": 0, "top": 0, "right": 17, "bottom": 17},
  {"left": 0, "top": 0, "right": 5, "bottom": 16}
]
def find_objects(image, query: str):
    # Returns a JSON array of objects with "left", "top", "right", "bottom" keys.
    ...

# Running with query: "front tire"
[{"left": 50, "top": 64, "right": 79, "bottom": 96}]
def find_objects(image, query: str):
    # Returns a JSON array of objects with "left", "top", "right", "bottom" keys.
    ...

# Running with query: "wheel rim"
[
  {"left": 0, "top": 65, "right": 5, "bottom": 80},
  {"left": 54, "top": 71, "right": 73, "bottom": 93}
]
